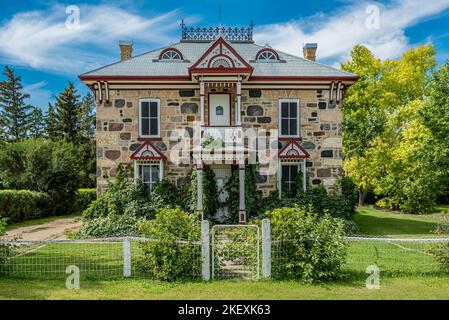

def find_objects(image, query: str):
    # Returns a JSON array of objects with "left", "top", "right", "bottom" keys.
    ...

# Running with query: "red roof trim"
[
  {"left": 130, "top": 140, "right": 166, "bottom": 160},
  {"left": 251, "top": 76, "right": 359, "bottom": 82},
  {"left": 278, "top": 139, "right": 310, "bottom": 159}
]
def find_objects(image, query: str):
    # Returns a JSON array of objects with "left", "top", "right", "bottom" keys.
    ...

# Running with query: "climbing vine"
[{"left": 189, "top": 166, "right": 220, "bottom": 222}]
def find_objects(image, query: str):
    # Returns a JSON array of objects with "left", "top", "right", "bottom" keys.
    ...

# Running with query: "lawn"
[{"left": 1, "top": 206, "right": 449, "bottom": 300}]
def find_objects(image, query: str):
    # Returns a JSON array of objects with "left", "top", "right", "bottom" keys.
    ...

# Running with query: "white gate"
[{"left": 211, "top": 224, "right": 260, "bottom": 280}]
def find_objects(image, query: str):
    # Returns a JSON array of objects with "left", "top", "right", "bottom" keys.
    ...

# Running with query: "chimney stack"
[
  {"left": 303, "top": 43, "right": 318, "bottom": 61},
  {"left": 119, "top": 41, "right": 133, "bottom": 61}
]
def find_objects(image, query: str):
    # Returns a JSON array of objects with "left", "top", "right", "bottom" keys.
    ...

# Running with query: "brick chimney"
[
  {"left": 303, "top": 43, "right": 318, "bottom": 61},
  {"left": 119, "top": 41, "right": 133, "bottom": 61}
]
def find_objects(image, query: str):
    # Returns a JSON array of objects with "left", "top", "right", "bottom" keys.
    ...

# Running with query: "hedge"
[{"left": 0, "top": 189, "right": 96, "bottom": 224}]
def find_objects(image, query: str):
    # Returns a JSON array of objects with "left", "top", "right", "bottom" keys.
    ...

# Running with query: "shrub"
[
  {"left": 0, "top": 218, "right": 14, "bottom": 268},
  {"left": 137, "top": 208, "right": 201, "bottom": 281},
  {"left": 425, "top": 242, "right": 449, "bottom": 270},
  {"left": 77, "top": 214, "right": 143, "bottom": 238},
  {"left": 266, "top": 206, "right": 347, "bottom": 282},
  {"left": 0, "top": 190, "right": 50, "bottom": 223},
  {"left": 73, "top": 188, "right": 96, "bottom": 214}
]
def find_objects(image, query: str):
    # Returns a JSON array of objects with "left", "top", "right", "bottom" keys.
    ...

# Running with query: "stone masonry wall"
[{"left": 95, "top": 88, "right": 342, "bottom": 196}]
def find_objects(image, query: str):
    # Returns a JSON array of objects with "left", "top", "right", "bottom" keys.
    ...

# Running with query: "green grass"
[
  {"left": 354, "top": 206, "right": 449, "bottom": 238},
  {"left": 5, "top": 214, "right": 81, "bottom": 231}
]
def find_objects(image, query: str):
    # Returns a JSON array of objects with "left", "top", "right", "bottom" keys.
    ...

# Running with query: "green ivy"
[{"left": 188, "top": 166, "right": 220, "bottom": 222}]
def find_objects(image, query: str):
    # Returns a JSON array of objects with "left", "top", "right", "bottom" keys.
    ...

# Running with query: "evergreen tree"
[
  {"left": 28, "top": 107, "right": 45, "bottom": 139},
  {"left": 77, "top": 92, "right": 96, "bottom": 142},
  {"left": 45, "top": 103, "right": 59, "bottom": 139},
  {"left": 0, "top": 66, "right": 33, "bottom": 142},
  {"left": 53, "top": 82, "right": 80, "bottom": 142}
]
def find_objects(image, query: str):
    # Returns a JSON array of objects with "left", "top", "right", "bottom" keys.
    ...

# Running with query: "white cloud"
[
  {"left": 23, "top": 81, "right": 52, "bottom": 109},
  {"left": 0, "top": 4, "right": 194, "bottom": 74},
  {"left": 254, "top": 0, "right": 449, "bottom": 62}
]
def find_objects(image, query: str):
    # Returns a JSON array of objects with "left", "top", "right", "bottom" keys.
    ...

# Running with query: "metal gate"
[{"left": 211, "top": 224, "right": 259, "bottom": 280}]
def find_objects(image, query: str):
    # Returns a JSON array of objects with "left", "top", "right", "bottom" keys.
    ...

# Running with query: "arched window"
[
  {"left": 210, "top": 57, "right": 232, "bottom": 68},
  {"left": 256, "top": 49, "right": 279, "bottom": 61},
  {"left": 216, "top": 106, "right": 224, "bottom": 115},
  {"left": 159, "top": 49, "right": 183, "bottom": 61}
]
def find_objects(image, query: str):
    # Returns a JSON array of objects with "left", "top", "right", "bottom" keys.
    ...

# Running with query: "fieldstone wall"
[{"left": 95, "top": 88, "right": 342, "bottom": 196}]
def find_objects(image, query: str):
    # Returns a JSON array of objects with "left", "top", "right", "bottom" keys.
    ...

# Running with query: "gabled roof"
[
  {"left": 130, "top": 140, "right": 166, "bottom": 160},
  {"left": 279, "top": 140, "right": 310, "bottom": 159},
  {"left": 79, "top": 40, "right": 357, "bottom": 80}
]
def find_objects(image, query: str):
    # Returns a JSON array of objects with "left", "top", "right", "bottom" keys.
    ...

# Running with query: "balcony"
[{"left": 196, "top": 126, "right": 246, "bottom": 162}]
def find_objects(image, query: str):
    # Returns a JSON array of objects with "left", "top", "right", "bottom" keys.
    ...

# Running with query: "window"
[
  {"left": 216, "top": 106, "right": 224, "bottom": 115},
  {"left": 139, "top": 100, "right": 160, "bottom": 137},
  {"left": 140, "top": 164, "right": 160, "bottom": 191},
  {"left": 256, "top": 49, "right": 279, "bottom": 61},
  {"left": 160, "top": 49, "right": 183, "bottom": 61},
  {"left": 279, "top": 99, "right": 300, "bottom": 137},
  {"left": 281, "top": 164, "right": 300, "bottom": 192}
]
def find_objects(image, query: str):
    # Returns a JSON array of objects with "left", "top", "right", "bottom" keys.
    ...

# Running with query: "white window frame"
[
  {"left": 133, "top": 160, "right": 164, "bottom": 191},
  {"left": 278, "top": 99, "right": 300, "bottom": 138},
  {"left": 277, "top": 159, "right": 307, "bottom": 199},
  {"left": 139, "top": 99, "right": 160, "bottom": 138}
]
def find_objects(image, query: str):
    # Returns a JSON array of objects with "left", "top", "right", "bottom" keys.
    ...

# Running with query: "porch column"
[
  {"left": 302, "top": 159, "right": 307, "bottom": 192},
  {"left": 200, "top": 81, "right": 205, "bottom": 126},
  {"left": 197, "top": 162, "right": 204, "bottom": 220},
  {"left": 236, "top": 81, "right": 242, "bottom": 125},
  {"left": 133, "top": 160, "right": 138, "bottom": 186},
  {"left": 238, "top": 162, "right": 246, "bottom": 224}
]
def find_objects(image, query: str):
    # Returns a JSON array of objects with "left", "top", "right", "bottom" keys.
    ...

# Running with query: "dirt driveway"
[{"left": 4, "top": 216, "right": 82, "bottom": 241}]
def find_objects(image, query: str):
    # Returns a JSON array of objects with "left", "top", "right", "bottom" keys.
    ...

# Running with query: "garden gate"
[{"left": 211, "top": 224, "right": 260, "bottom": 280}]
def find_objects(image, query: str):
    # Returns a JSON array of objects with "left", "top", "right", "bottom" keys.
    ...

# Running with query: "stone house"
[{"left": 79, "top": 23, "right": 358, "bottom": 223}]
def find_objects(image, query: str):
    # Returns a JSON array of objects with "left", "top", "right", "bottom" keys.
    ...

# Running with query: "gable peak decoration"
[
  {"left": 278, "top": 139, "right": 310, "bottom": 159},
  {"left": 189, "top": 37, "right": 253, "bottom": 77},
  {"left": 130, "top": 140, "right": 166, "bottom": 160}
]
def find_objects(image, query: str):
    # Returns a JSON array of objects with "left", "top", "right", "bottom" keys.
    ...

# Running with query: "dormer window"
[
  {"left": 159, "top": 48, "right": 183, "bottom": 61},
  {"left": 256, "top": 49, "right": 280, "bottom": 62}
]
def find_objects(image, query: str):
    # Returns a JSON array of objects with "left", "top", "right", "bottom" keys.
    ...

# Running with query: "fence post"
[
  {"left": 123, "top": 237, "right": 131, "bottom": 278},
  {"left": 201, "top": 220, "right": 210, "bottom": 281},
  {"left": 262, "top": 219, "right": 271, "bottom": 279}
]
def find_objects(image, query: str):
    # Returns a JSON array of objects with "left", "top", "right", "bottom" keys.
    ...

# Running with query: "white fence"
[{"left": 1, "top": 221, "right": 449, "bottom": 281}]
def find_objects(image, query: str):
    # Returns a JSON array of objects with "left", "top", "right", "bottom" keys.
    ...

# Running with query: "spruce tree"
[
  {"left": 28, "top": 106, "right": 45, "bottom": 139},
  {"left": 77, "top": 92, "right": 96, "bottom": 143},
  {"left": 45, "top": 103, "right": 59, "bottom": 139},
  {"left": 53, "top": 82, "right": 80, "bottom": 142},
  {"left": 0, "top": 66, "right": 33, "bottom": 141}
]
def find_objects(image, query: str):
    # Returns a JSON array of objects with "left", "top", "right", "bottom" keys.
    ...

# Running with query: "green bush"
[
  {"left": 0, "top": 218, "right": 15, "bottom": 268},
  {"left": 266, "top": 206, "right": 347, "bottom": 282},
  {"left": 0, "top": 190, "right": 50, "bottom": 223},
  {"left": 73, "top": 188, "right": 96, "bottom": 214},
  {"left": 137, "top": 208, "right": 201, "bottom": 281},
  {"left": 77, "top": 214, "right": 143, "bottom": 238}
]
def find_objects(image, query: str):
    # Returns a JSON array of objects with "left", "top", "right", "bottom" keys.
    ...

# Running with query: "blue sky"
[{"left": 1, "top": 0, "right": 448, "bottom": 110}]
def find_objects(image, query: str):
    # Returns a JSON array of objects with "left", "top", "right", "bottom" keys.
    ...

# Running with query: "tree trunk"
[{"left": 358, "top": 187, "right": 368, "bottom": 207}]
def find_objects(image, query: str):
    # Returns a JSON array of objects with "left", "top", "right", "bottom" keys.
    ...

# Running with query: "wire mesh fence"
[
  {"left": 0, "top": 237, "right": 202, "bottom": 280},
  {"left": 271, "top": 236, "right": 449, "bottom": 280}
]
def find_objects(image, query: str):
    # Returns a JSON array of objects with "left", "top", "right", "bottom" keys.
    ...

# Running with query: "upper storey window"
[
  {"left": 159, "top": 48, "right": 183, "bottom": 61},
  {"left": 256, "top": 49, "right": 280, "bottom": 62}
]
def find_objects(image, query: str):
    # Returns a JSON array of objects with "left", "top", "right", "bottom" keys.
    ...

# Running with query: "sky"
[{"left": 0, "top": 0, "right": 448, "bottom": 110}]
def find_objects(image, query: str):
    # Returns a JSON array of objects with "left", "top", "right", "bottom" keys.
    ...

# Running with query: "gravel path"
[{"left": 4, "top": 216, "right": 82, "bottom": 241}]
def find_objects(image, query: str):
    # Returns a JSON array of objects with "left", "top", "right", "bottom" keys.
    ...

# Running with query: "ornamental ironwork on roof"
[{"left": 181, "top": 20, "right": 254, "bottom": 43}]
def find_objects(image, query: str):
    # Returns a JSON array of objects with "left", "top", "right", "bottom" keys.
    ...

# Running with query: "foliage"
[
  {"left": 77, "top": 213, "right": 143, "bottom": 238},
  {"left": 342, "top": 45, "right": 447, "bottom": 212},
  {"left": 0, "top": 139, "right": 82, "bottom": 214},
  {"left": 188, "top": 167, "right": 220, "bottom": 221},
  {"left": 73, "top": 189, "right": 96, "bottom": 214},
  {"left": 425, "top": 242, "right": 449, "bottom": 270},
  {"left": 0, "top": 66, "right": 33, "bottom": 142},
  {"left": 137, "top": 208, "right": 201, "bottom": 281},
  {"left": 0, "top": 190, "right": 50, "bottom": 223},
  {"left": 266, "top": 206, "right": 347, "bottom": 282},
  {"left": 50, "top": 82, "right": 80, "bottom": 142},
  {"left": 0, "top": 218, "right": 14, "bottom": 269}
]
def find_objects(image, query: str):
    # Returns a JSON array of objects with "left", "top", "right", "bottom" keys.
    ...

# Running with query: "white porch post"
[
  {"left": 200, "top": 81, "right": 205, "bottom": 126},
  {"left": 236, "top": 81, "right": 242, "bottom": 125},
  {"left": 302, "top": 159, "right": 307, "bottom": 192},
  {"left": 197, "top": 162, "right": 204, "bottom": 220},
  {"left": 238, "top": 162, "right": 246, "bottom": 224},
  {"left": 133, "top": 160, "right": 138, "bottom": 186},
  {"left": 159, "top": 160, "right": 164, "bottom": 181},
  {"left": 277, "top": 158, "right": 282, "bottom": 199}
]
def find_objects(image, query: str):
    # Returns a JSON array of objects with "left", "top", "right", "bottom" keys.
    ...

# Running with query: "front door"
[
  {"left": 209, "top": 94, "right": 231, "bottom": 126},
  {"left": 211, "top": 165, "right": 232, "bottom": 222}
]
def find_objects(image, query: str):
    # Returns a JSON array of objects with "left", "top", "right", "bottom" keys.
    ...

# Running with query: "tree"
[
  {"left": 342, "top": 44, "right": 442, "bottom": 212},
  {"left": 77, "top": 92, "right": 96, "bottom": 142},
  {"left": 45, "top": 103, "right": 59, "bottom": 139},
  {"left": 0, "top": 66, "right": 33, "bottom": 142},
  {"left": 53, "top": 82, "right": 80, "bottom": 142},
  {"left": 28, "top": 107, "right": 45, "bottom": 139}
]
